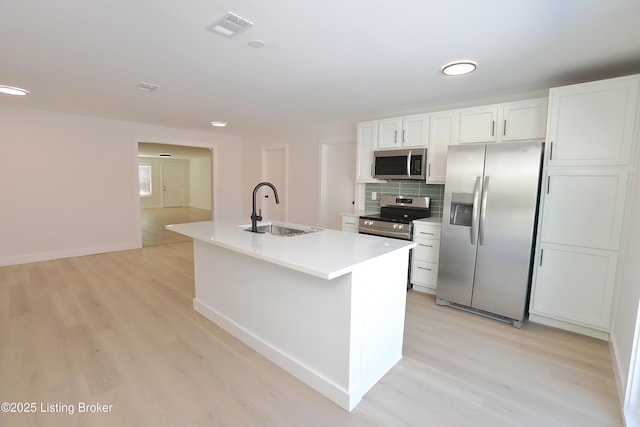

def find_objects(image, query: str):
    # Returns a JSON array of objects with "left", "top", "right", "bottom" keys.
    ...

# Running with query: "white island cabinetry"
[{"left": 167, "top": 219, "right": 414, "bottom": 411}]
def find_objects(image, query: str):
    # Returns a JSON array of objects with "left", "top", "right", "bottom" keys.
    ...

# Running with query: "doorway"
[
  {"left": 260, "top": 146, "right": 288, "bottom": 222},
  {"left": 138, "top": 142, "right": 213, "bottom": 246},
  {"left": 318, "top": 139, "right": 356, "bottom": 230}
]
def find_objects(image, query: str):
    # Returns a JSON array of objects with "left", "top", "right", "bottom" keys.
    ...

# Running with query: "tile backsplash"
[{"left": 364, "top": 182, "right": 445, "bottom": 217}]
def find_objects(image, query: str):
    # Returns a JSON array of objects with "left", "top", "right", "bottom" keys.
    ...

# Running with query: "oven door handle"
[{"left": 359, "top": 228, "right": 411, "bottom": 240}]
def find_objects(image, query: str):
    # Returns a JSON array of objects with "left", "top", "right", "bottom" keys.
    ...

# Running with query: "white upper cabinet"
[
  {"left": 459, "top": 98, "right": 548, "bottom": 144},
  {"left": 377, "top": 114, "right": 428, "bottom": 149},
  {"left": 459, "top": 105, "right": 499, "bottom": 143},
  {"left": 356, "top": 121, "right": 379, "bottom": 182},
  {"left": 501, "top": 98, "right": 548, "bottom": 141},
  {"left": 355, "top": 97, "right": 547, "bottom": 185},
  {"left": 427, "top": 110, "right": 459, "bottom": 183},
  {"left": 547, "top": 76, "right": 639, "bottom": 166},
  {"left": 377, "top": 118, "right": 402, "bottom": 149}
]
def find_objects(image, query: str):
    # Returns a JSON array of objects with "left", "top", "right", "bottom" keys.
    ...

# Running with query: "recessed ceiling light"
[
  {"left": 206, "top": 12, "right": 254, "bottom": 37},
  {"left": 441, "top": 61, "right": 477, "bottom": 76},
  {"left": 0, "top": 85, "right": 29, "bottom": 96},
  {"left": 210, "top": 121, "right": 228, "bottom": 127},
  {"left": 248, "top": 39, "right": 265, "bottom": 49}
]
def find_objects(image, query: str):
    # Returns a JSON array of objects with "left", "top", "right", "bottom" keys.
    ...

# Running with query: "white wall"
[
  {"left": 612, "top": 137, "right": 640, "bottom": 398},
  {"left": 189, "top": 156, "right": 212, "bottom": 210},
  {"left": 241, "top": 120, "right": 355, "bottom": 226},
  {"left": 0, "top": 104, "right": 242, "bottom": 266}
]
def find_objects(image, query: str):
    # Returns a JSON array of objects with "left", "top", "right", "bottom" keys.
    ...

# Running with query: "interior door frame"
[
  {"left": 133, "top": 138, "right": 216, "bottom": 248},
  {"left": 317, "top": 137, "right": 356, "bottom": 229}
]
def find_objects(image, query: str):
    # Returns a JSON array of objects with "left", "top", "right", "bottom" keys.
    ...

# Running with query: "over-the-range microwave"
[{"left": 373, "top": 148, "right": 428, "bottom": 180}]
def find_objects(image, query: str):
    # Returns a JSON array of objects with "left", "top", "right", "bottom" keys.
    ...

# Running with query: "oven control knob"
[
  {"left": 393, "top": 224, "right": 399, "bottom": 230},
  {"left": 398, "top": 224, "right": 404, "bottom": 230}
]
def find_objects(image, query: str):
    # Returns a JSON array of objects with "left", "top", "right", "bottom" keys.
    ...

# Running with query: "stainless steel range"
[{"left": 358, "top": 195, "right": 430, "bottom": 241}]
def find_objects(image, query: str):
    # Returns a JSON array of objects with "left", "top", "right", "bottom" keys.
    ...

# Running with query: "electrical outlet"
[{"left": 372, "top": 191, "right": 377, "bottom": 200}]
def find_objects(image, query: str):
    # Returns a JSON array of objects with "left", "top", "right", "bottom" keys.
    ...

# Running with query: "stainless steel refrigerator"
[{"left": 436, "top": 140, "right": 544, "bottom": 327}]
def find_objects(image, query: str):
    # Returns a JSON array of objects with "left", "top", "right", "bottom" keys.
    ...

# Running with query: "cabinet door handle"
[
  {"left": 503, "top": 119, "right": 507, "bottom": 136},
  {"left": 420, "top": 232, "right": 435, "bottom": 235},
  {"left": 418, "top": 243, "right": 433, "bottom": 248},
  {"left": 394, "top": 130, "right": 398, "bottom": 143},
  {"left": 491, "top": 120, "right": 495, "bottom": 137},
  {"left": 402, "top": 130, "right": 406, "bottom": 143},
  {"left": 539, "top": 249, "right": 544, "bottom": 266},
  {"left": 418, "top": 266, "right": 432, "bottom": 271},
  {"left": 546, "top": 176, "right": 551, "bottom": 194},
  {"left": 549, "top": 141, "right": 554, "bottom": 160}
]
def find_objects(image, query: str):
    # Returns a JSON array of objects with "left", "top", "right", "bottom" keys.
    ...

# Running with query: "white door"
[
  {"left": 319, "top": 141, "right": 356, "bottom": 230},
  {"left": 162, "top": 165, "right": 184, "bottom": 207},
  {"left": 261, "top": 147, "right": 286, "bottom": 221}
]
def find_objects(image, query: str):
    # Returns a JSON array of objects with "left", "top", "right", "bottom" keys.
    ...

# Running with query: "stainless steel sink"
[{"left": 243, "top": 223, "right": 322, "bottom": 236}]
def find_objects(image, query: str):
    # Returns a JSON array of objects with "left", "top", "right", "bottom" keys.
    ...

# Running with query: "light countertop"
[
  {"left": 167, "top": 219, "right": 415, "bottom": 280},
  {"left": 414, "top": 217, "right": 443, "bottom": 225}
]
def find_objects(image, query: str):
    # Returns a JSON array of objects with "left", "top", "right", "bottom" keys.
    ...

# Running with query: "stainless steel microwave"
[{"left": 373, "top": 148, "right": 428, "bottom": 180}]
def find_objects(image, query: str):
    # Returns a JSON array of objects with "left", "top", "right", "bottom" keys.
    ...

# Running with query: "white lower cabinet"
[
  {"left": 341, "top": 214, "right": 359, "bottom": 233},
  {"left": 411, "top": 221, "right": 442, "bottom": 294},
  {"left": 530, "top": 243, "right": 618, "bottom": 338}
]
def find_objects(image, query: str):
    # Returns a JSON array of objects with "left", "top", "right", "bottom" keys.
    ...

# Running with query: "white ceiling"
[{"left": 2, "top": 1, "right": 640, "bottom": 138}]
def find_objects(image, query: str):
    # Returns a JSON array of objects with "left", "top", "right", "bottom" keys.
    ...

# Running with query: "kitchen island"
[{"left": 166, "top": 219, "right": 415, "bottom": 411}]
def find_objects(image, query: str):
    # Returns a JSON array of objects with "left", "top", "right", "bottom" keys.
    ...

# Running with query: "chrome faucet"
[{"left": 250, "top": 182, "right": 280, "bottom": 232}]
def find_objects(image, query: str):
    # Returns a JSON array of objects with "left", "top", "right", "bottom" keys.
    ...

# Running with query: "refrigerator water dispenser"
[{"left": 449, "top": 193, "right": 473, "bottom": 226}]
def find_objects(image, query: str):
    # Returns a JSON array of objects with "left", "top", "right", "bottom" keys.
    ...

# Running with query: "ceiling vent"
[
  {"left": 207, "top": 12, "right": 254, "bottom": 37},
  {"left": 137, "top": 82, "right": 159, "bottom": 92}
]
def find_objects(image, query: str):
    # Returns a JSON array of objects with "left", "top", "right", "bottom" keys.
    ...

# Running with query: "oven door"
[{"left": 358, "top": 219, "right": 412, "bottom": 240}]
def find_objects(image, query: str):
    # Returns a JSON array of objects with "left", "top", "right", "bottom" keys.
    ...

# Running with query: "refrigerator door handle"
[
  {"left": 471, "top": 176, "right": 482, "bottom": 245},
  {"left": 479, "top": 176, "right": 490, "bottom": 245}
]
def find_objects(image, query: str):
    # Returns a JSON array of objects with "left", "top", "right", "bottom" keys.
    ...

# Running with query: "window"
[{"left": 139, "top": 164, "right": 152, "bottom": 196}]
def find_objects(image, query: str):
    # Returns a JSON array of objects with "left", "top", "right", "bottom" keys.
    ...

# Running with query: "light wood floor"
[
  {"left": 141, "top": 207, "right": 212, "bottom": 246},
  {"left": 0, "top": 242, "right": 623, "bottom": 427}
]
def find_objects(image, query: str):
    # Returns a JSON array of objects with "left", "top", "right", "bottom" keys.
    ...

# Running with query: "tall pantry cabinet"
[{"left": 530, "top": 74, "right": 640, "bottom": 340}]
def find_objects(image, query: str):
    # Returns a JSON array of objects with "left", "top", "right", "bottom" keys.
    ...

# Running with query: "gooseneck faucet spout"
[{"left": 250, "top": 182, "right": 280, "bottom": 232}]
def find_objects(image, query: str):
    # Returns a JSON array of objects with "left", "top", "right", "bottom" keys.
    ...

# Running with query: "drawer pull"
[
  {"left": 420, "top": 232, "right": 435, "bottom": 235},
  {"left": 418, "top": 244, "right": 433, "bottom": 248},
  {"left": 417, "top": 266, "right": 432, "bottom": 271}
]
